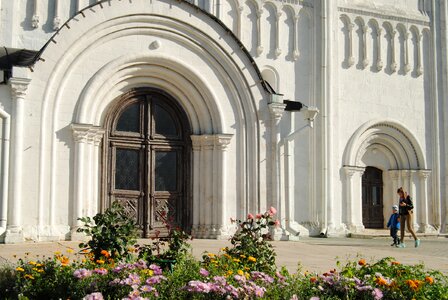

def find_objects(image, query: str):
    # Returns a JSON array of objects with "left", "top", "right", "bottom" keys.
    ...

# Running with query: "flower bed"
[{"left": 0, "top": 204, "right": 447, "bottom": 299}]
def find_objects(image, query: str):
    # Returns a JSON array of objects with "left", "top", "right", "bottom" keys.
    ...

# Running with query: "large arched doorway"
[
  {"left": 103, "top": 88, "right": 191, "bottom": 237},
  {"left": 362, "top": 167, "right": 384, "bottom": 228}
]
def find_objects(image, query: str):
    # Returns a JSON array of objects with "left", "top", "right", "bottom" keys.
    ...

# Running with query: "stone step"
[{"left": 349, "top": 229, "right": 448, "bottom": 239}]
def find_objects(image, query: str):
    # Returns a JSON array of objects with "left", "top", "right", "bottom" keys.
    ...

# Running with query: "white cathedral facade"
[{"left": 0, "top": 0, "right": 447, "bottom": 243}]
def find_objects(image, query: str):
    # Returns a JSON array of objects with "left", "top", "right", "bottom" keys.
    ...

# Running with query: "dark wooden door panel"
[
  {"left": 362, "top": 167, "right": 384, "bottom": 229},
  {"left": 104, "top": 89, "right": 191, "bottom": 238}
]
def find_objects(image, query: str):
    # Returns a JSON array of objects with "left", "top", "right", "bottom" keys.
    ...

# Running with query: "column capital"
[
  {"left": 418, "top": 169, "right": 431, "bottom": 179},
  {"left": 71, "top": 123, "right": 104, "bottom": 144},
  {"left": 268, "top": 103, "right": 286, "bottom": 120},
  {"left": 343, "top": 166, "right": 365, "bottom": 178},
  {"left": 214, "top": 134, "right": 233, "bottom": 150},
  {"left": 388, "top": 170, "right": 400, "bottom": 180},
  {"left": 190, "top": 135, "right": 203, "bottom": 151},
  {"left": 400, "top": 169, "right": 411, "bottom": 178},
  {"left": 10, "top": 78, "right": 31, "bottom": 99}
]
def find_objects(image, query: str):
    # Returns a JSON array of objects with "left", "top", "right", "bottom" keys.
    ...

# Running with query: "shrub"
[
  {"left": 77, "top": 201, "right": 139, "bottom": 262},
  {"left": 220, "top": 207, "right": 279, "bottom": 274}
]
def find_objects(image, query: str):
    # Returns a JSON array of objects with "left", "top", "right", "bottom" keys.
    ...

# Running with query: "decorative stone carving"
[
  {"left": 53, "top": 16, "right": 61, "bottom": 30},
  {"left": 32, "top": 15, "right": 40, "bottom": 29},
  {"left": 390, "top": 30, "right": 397, "bottom": 73},
  {"left": 10, "top": 78, "right": 31, "bottom": 99},
  {"left": 361, "top": 25, "right": 369, "bottom": 69}
]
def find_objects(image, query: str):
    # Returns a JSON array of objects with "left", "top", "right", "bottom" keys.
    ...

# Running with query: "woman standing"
[{"left": 396, "top": 187, "right": 420, "bottom": 248}]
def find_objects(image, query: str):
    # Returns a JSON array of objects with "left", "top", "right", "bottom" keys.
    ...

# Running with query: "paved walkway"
[{"left": 1, "top": 236, "right": 447, "bottom": 274}]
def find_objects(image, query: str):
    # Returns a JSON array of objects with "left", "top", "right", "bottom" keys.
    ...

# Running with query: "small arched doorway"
[
  {"left": 362, "top": 167, "right": 384, "bottom": 228},
  {"left": 103, "top": 88, "right": 191, "bottom": 237}
]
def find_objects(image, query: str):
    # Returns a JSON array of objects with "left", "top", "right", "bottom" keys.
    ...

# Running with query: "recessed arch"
[
  {"left": 25, "top": 0, "right": 271, "bottom": 239},
  {"left": 343, "top": 119, "right": 426, "bottom": 170}
]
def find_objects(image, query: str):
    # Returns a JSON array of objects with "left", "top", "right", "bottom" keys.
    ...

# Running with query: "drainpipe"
[{"left": 0, "top": 109, "right": 10, "bottom": 235}]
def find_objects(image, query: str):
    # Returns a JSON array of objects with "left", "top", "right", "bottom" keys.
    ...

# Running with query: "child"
[{"left": 387, "top": 205, "right": 400, "bottom": 246}]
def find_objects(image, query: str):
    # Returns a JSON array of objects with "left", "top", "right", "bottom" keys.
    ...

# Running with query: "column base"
[
  {"left": 417, "top": 224, "right": 438, "bottom": 233},
  {"left": 4, "top": 227, "right": 24, "bottom": 244},
  {"left": 270, "top": 227, "right": 289, "bottom": 241},
  {"left": 70, "top": 227, "right": 89, "bottom": 242},
  {"left": 348, "top": 223, "right": 365, "bottom": 233}
]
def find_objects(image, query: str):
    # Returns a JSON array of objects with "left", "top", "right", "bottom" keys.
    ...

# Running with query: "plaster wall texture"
[{"left": 0, "top": 0, "right": 446, "bottom": 242}]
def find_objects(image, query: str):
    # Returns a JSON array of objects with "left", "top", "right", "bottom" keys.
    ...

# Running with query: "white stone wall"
[{"left": 0, "top": 0, "right": 446, "bottom": 242}]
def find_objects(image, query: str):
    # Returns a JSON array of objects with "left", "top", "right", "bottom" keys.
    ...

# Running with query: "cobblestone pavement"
[{"left": 0, "top": 236, "right": 447, "bottom": 274}]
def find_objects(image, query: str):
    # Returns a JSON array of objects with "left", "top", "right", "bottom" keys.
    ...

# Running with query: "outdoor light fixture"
[{"left": 283, "top": 100, "right": 320, "bottom": 128}]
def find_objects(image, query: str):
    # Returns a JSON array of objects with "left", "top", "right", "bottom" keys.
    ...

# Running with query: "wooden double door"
[
  {"left": 362, "top": 167, "right": 384, "bottom": 228},
  {"left": 104, "top": 89, "right": 191, "bottom": 237}
]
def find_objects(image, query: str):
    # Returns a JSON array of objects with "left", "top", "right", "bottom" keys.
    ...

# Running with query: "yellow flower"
[
  {"left": 237, "top": 270, "right": 244, "bottom": 276},
  {"left": 226, "top": 270, "right": 233, "bottom": 276},
  {"left": 96, "top": 259, "right": 105, "bottom": 264},
  {"left": 143, "top": 269, "right": 154, "bottom": 276},
  {"left": 233, "top": 258, "right": 241, "bottom": 263},
  {"left": 28, "top": 261, "right": 37, "bottom": 266},
  {"left": 24, "top": 274, "right": 34, "bottom": 280},
  {"left": 207, "top": 253, "right": 216, "bottom": 258},
  {"left": 37, "top": 269, "right": 44, "bottom": 273},
  {"left": 223, "top": 253, "right": 231, "bottom": 259},
  {"left": 358, "top": 259, "right": 367, "bottom": 266},
  {"left": 54, "top": 251, "right": 61, "bottom": 255},
  {"left": 240, "top": 254, "right": 246, "bottom": 258},
  {"left": 32, "top": 268, "right": 38, "bottom": 272},
  {"left": 16, "top": 267, "right": 25, "bottom": 272},
  {"left": 245, "top": 272, "right": 250, "bottom": 279},
  {"left": 36, "top": 263, "right": 43, "bottom": 267},
  {"left": 221, "top": 247, "right": 227, "bottom": 251},
  {"left": 248, "top": 256, "right": 256, "bottom": 262},
  {"left": 66, "top": 248, "right": 75, "bottom": 254}
]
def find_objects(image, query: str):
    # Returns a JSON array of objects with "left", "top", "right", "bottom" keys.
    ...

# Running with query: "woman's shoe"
[
  {"left": 415, "top": 239, "right": 421, "bottom": 248},
  {"left": 396, "top": 243, "right": 406, "bottom": 248}
]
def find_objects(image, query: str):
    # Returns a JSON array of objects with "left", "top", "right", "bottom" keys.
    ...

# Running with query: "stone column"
[
  {"left": 347, "top": 23, "right": 355, "bottom": 67},
  {"left": 418, "top": 170, "right": 434, "bottom": 232},
  {"left": 292, "top": 15, "right": 300, "bottom": 61},
  {"left": 415, "top": 32, "right": 423, "bottom": 76},
  {"left": 212, "top": 134, "right": 233, "bottom": 239},
  {"left": 390, "top": 30, "right": 397, "bottom": 73},
  {"left": 361, "top": 25, "right": 369, "bottom": 69},
  {"left": 32, "top": 0, "right": 39, "bottom": 28},
  {"left": 53, "top": 0, "right": 61, "bottom": 30},
  {"left": 376, "top": 28, "right": 384, "bottom": 71},
  {"left": 403, "top": 32, "right": 411, "bottom": 74},
  {"left": 70, "top": 124, "right": 90, "bottom": 240},
  {"left": 237, "top": 6, "right": 243, "bottom": 39},
  {"left": 256, "top": 8, "right": 264, "bottom": 56},
  {"left": 202, "top": 135, "right": 214, "bottom": 238},
  {"left": 190, "top": 135, "right": 202, "bottom": 237},
  {"left": 268, "top": 102, "right": 287, "bottom": 240},
  {"left": 4, "top": 77, "right": 30, "bottom": 243},
  {"left": 275, "top": 12, "right": 282, "bottom": 57},
  {"left": 89, "top": 128, "right": 105, "bottom": 217},
  {"left": 343, "top": 166, "right": 365, "bottom": 232}
]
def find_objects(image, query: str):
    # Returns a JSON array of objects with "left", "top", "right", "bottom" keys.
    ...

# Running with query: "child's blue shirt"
[{"left": 387, "top": 213, "right": 400, "bottom": 229}]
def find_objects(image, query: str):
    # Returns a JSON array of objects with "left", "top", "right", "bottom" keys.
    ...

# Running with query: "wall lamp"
[{"left": 283, "top": 100, "right": 320, "bottom": 128}]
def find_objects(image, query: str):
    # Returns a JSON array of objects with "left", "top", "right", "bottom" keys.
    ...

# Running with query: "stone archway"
[{"left": 342, "top": 120, "right": 434, "bottom": 233}]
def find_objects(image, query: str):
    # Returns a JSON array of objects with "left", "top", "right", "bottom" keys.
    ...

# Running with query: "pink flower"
[
  {"left": 199, "top": 268, "right": 209, "bottom": 277},
  {"left": 83, "top": 292, "right": 104, "bottom": 300},
  {"left": 269, "top": 207, "right": 277, "bottom": 216},
  {"left": 274, "top": 220, "right": 280, "bottom": 227},
  {"left": 256, "top": 214, "right": 262, "bottom": 219},
  {"left": 247, "top": 213, "right": 254, "bottom": 219}
]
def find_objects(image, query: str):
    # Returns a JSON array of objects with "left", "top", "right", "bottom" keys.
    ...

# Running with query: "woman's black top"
[{"left": 399, "top": 196, "right": 414, "bottom": 215}]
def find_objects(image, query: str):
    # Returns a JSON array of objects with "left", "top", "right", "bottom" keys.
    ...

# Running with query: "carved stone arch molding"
[
  {"left": 25, "top": 0, "right": 271, "bottom": 241},
  {"left": 342, "top": 120, "right": 435, "bottom": 233}
]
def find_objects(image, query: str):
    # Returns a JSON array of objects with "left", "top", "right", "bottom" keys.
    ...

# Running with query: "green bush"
[{"left": 77, "top": 201, "right": 139, "bottom": 262}]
